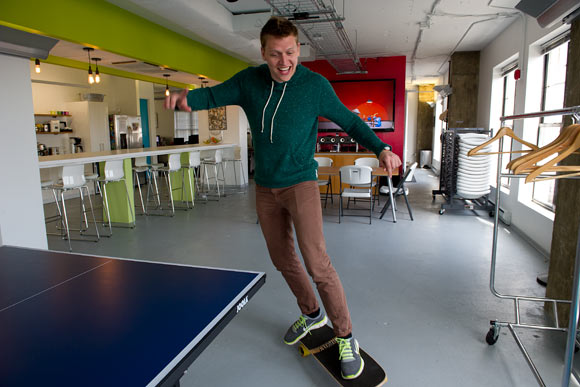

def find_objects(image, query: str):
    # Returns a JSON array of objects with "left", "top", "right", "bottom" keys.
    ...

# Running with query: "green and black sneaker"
[
  {"left": 337, "top": 336, "right": 364, "bottom": 379},
  {"left": 283, "top": 312, "right": 327, "bottom": 345}
]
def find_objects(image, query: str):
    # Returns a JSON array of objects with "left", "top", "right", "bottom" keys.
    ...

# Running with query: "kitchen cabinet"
[{"left": 65, "top": 101, "right": 110, "bottom": 153}]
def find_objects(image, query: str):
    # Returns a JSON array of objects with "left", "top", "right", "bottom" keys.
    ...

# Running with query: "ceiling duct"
[
  {"left": 265, "top": 0, "right": 366, "bottom": 74},
  {"left": 515, "top": 0, "right": 580, "bottom": 28},
  {"left": 0, "top": 25, "right": 57, "bottom": 59}
]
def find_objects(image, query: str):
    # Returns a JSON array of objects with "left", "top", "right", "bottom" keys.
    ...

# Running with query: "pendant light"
[
  {"left": 163, "top": 74, "right": 170, "bottom": 96},
  {"left": 93, "top": 58, "right": 101, "bottom": 84},
  {"left": 83, "top": 47, "right": 95, "bottom": 84},
  {"left": 34, "top": 58, "right": 41, "bottom": 73}
]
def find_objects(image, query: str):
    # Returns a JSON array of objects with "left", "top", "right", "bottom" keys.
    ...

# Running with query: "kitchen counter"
[{"left": 38, "top": 143, "right": 234, "bottom": 168}]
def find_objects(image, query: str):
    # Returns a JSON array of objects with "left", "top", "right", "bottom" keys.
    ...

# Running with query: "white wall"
[
  {"left": 405, "top": 87, "right": 418, "bottom": 167},
  {"left": 477, "top": 14, "right": 568, "bottom": 255},
  {"left": 0, "top": 54, "right": 47, "bottom": 249}
]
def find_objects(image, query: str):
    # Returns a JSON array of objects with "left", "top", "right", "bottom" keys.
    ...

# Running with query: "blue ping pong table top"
[{"left": 0, "top": 246, "right": 266, "bottom": 387}]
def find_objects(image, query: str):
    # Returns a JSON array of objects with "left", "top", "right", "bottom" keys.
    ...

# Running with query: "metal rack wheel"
[
  {"left": 486, "top": 321, "right": 500, "bottom": 345},
  {"left": 439, "top": 209, "right": 445, "bottom": 215}
]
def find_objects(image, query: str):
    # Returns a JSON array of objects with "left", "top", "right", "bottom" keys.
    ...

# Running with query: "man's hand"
[
  {"left": 378, "top": 149, "right": 402, "bottom": 178},
  {"left": 164, "top": 89, "right": 191, "bottom": 112}
]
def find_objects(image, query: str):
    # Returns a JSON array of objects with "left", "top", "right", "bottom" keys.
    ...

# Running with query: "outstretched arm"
[
  {"left": 378, "top": 149, "right": 402, "bottom": 178},
  {"left": 164, "top": 89, "right": 191, "bottom": 112}
]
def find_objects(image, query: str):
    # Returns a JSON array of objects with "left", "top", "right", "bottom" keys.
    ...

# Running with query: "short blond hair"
[{"left": 260, "top": 16, "right": 299, "bottom": 48}]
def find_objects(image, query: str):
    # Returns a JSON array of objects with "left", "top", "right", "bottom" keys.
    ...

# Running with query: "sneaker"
[
  {"left": 336, "top": 337, "right": 364, "bottom": 379},
  {"left": 283, "top": 312, "right": 328, "bottom": 345}
]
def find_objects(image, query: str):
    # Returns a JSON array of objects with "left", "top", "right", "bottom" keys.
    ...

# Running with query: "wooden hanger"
[
  {"left": 509, "top": 124, "right": 580, "bottom": 174},
  {"left": 467, "top": 127, "right": 540, "bottom": 156},
  {"left": 523, "top": 125, "right": 580, "bottom": 182}
]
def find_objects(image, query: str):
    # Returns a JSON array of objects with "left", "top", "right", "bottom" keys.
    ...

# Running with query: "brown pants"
[{"left": 256, "top": 180, "right": 352, "bottom": 337}]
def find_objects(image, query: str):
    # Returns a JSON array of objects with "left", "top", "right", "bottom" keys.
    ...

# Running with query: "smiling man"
[{"left": 165, "top": 16, "right": 401, "bottom": 380}]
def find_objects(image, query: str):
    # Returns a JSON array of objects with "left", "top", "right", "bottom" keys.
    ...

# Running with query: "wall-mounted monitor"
[{"left": 319, "top": 79, "right": 395, "bottom": 132}]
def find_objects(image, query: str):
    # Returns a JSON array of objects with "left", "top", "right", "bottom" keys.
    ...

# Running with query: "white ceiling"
[{"left": 49, "top": 0, "right": 523, "bottom": 88}]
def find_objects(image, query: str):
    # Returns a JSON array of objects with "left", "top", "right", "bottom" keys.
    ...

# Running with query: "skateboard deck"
[{"left": 297, "top": 325, "right": 387, "bottom": 386}]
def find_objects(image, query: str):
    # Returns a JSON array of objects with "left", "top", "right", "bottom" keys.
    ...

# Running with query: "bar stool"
[
  {"left": 132, "top": 157, "right": 160, "bottom": 215},
  {"left": 157, "top": 153, "right": 187, "bottom": 216},
  {"left": 201, "top": 149, "right": 226, "bottom": 199},
  {"left": 41, "top": 179, "right": 62, "bottom": 225},
  {"left": 181, "top": 151, "right": 205, "bottom": 207},
  {"left": 50, "top": 165, "right": 100, "bottom": 251},
  {"left": 222, "top": 146, "right": 247, "bottom": 193},
  {"left": 97, "top": 159, "right": 135, "bottom": 236}
]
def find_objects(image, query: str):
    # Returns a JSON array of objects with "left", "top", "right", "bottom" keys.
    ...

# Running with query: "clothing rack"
[
  {"left": 485, "top": 106, "right": 580, "bottom": 387},
  {"left": 432, "top": 127, "right": 494, "bottom": 215}
]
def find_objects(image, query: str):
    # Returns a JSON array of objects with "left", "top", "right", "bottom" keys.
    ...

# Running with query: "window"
[
  {"left": 531, "top": 36, "right": 569, "bottom": 211},
  {"left": 499, "top": 64, "right": 517, "bottom": 188}
]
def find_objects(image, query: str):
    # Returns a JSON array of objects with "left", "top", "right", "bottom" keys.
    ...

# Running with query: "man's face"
[{"left": 261, "top": 34, "right": 300, "bottom": 83}]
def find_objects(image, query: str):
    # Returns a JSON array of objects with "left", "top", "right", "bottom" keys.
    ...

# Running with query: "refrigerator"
[{"left": 109, "top": 115, "right": 143, "bottom": 150}]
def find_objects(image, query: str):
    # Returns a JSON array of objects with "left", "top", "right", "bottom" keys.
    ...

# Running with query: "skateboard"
[{"left": 297, "top": 325, "right": 387, "bottom": 386}]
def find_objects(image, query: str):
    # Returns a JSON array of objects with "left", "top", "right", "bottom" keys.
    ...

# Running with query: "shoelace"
[
  {"left": 337, "top": 338, "right": 355, "bottom": 361},
  {"left": 292, "top": 315, "right": 307, "bottom": 332}
]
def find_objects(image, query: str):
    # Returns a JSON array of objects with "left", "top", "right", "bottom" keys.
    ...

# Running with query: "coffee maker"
[{"left": 69, "top": 137, "right": 83, "bottom": 153}]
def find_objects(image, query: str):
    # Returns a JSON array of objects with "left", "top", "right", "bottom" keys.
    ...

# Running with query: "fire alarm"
[{"left": 514, "top": 69, "right": 521, "bottom": 80}]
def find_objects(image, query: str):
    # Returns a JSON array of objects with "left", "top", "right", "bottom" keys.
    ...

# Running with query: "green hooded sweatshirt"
[{"left": 187, "top": 64, "right": 390, "bottom": 188}]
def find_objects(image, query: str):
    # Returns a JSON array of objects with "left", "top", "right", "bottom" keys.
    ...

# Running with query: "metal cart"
[
  {"left": 485, "top": 106, "right": 580, "bottom": 387},
  {"left": 432, "top": 127, "right": 495, "bottom": 215}
]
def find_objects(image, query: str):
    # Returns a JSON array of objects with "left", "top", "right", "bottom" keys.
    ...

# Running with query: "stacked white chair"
[{"left": 457, "top": 133, "right": 492, "bottom": 199}]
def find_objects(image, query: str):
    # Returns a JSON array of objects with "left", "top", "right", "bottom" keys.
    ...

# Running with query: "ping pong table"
[{"left": 0, "top": 245, "right": 265, "bottom": 386}]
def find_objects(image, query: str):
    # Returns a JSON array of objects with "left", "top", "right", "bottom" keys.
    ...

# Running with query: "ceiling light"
[
  {"left": 83, "top": 47, "right": 95, "bottom": 84},
  {"left": 93, "top": 58, "right": 101, "bottom": 84},
  {"left": 163, "top": 74, "right": 170, "bottom": 96},
  {"left": 34, "top": 58, "right": 40, "bottom": 73}
]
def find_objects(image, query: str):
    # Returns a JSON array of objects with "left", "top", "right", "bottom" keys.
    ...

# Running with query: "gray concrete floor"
[{"left": 46, "top": 169, "right": 580, "bottom": 387}]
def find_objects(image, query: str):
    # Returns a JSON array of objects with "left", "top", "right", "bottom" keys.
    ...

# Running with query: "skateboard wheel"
[{"left": 298, "top": 344, "right": 311, "bottom": 357}]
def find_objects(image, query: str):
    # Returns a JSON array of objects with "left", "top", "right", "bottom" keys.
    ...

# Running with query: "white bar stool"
[
  {"left": 133, "top": 157, "right": 161, "bottom": 215},
  {"left": 201, "top": 149, "right": 226, "bottom": 199},
  {"left": 222, "top": 146, "right": 247, "bottom": 193},
  {"left": 156, "top": 153, "right": 187, "bottom": 216},
  {"left": 181, "top": 151, "right": 206, "bottom": 207},
  {"left": 97, "top": 159, "right": 135, "bottom": 236},
  {"left": 50, "top": 165, "right": 100, "bottom": 251}
]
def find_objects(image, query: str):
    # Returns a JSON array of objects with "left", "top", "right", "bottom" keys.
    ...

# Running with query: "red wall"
[{"left": 302, "top": 56, "right": 406, "bottom": 157}]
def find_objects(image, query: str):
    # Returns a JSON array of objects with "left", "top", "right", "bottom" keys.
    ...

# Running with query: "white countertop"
[{"left": 38, "top": 143, "right": 235, "bottom": 168}]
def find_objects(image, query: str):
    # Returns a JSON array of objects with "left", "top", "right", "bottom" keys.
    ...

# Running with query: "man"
[{"left": 166, "top": 16, "right": 401, "bottom": 380}]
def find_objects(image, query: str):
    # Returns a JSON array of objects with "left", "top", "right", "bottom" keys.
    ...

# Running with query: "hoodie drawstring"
[
  {"left": 261, "top": 81, "right": 287, "bottom": 144},
  {"left": 261, "top": 82, "right": 274, "bottom": 135}
]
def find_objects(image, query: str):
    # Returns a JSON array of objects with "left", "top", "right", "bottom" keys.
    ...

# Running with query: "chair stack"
[{"left": 457, "top": 133, "right": 491, "bottom": 199}]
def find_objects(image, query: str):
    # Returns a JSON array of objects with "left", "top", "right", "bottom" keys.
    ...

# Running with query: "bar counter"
[{"left": 38, "top": 143, "right": 234, "bottom": 168}]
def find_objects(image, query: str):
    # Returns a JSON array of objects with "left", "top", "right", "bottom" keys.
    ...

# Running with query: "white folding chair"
[
  {"left": 354, "top": 157, "right": 380, "bottom": 205},
  {"left": 314, "top": 156, "right": 333, "bottom": 208},
  {"left": 380, "top": 162, "right": 417, "bottom": 221},
  {"left": 339, "top": 165, "right": 374, "bottom": 224}
]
